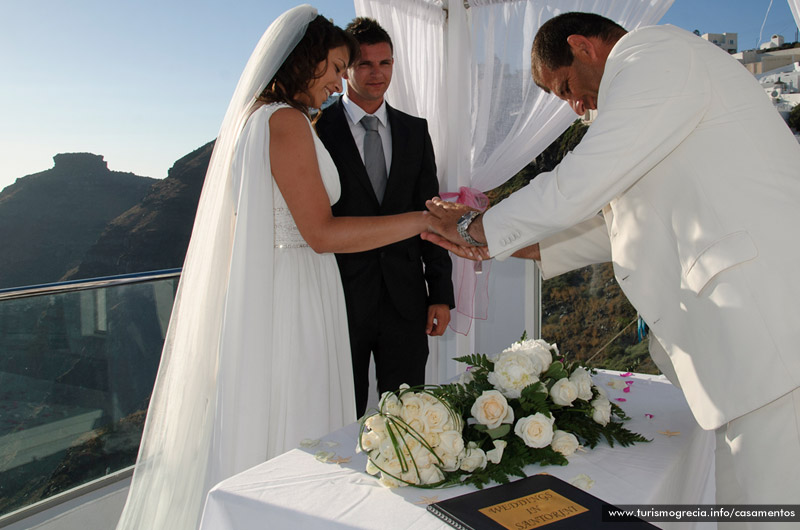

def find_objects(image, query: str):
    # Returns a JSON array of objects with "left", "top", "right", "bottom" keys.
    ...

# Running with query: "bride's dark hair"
[{"left": 259, "top": 15, "right": 358, "bottom": 114}]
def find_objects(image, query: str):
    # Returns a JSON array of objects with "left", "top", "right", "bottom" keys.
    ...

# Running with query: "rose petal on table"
[
  {"left": 314, "top": 450, "right": 335, "bottom": 462},
  {"left": 615, "top": 398, "right": 627, "bottom": 402},
  {"left": 645, "top": 413, "right": 654, "bottom": 419},
  {"left": 570, "top": 474, "right": 595, "bottom": 490},
  {"left": 620, "top": 372, "right": 632, "bottom": 377},
  {"left": 300, "top": 438, "right": 321, "bottom": 448}
]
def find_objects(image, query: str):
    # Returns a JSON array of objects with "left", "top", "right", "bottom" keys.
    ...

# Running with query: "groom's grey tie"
[{"left": 361, "top": 115, "right": 387, "bottom": 202}]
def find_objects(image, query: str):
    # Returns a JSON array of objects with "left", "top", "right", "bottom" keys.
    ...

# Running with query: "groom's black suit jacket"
[{"left": 316, "top": 96, "right": 454, "bottom": 333}]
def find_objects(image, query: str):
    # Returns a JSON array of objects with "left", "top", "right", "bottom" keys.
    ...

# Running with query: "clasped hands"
[{"left": 422, "top": 197, "right": 491, "bottom": 261}]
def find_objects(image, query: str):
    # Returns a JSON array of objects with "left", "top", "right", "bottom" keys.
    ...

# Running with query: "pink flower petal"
[
  {"left": 625, "top": 381, "right": 634, "bottom": 386},
  {"left": 645, "top": 413, "right": 654, "bottom": 419},
  {"left": 623, "top": 386, "right": 631, "bottom": 393},
  {"left": 620, "top": 372, "right": 632, "bottom": 377},
  {"left": 615, "top": 398, "right": 627, "bottom": 402}
]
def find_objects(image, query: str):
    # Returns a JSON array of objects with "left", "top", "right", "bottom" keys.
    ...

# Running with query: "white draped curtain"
[
  {"left": 789, "top": 0, "right": 800, "bottom": 36},
  {"left": 354, "top": 0, "right": 674, "bottom": 382}
]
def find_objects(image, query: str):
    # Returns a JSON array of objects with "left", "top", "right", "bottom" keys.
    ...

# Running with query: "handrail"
[
  {"left": 0, "top": 466, "right": 134, "bottom": 528},
  {"left": 0, "top": 268, "right": 182, "bottom": 302}
]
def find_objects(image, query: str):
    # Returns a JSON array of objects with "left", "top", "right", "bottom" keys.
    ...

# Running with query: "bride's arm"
[{"left": 270, "top": 107, "right": 427, "bottom": 254}]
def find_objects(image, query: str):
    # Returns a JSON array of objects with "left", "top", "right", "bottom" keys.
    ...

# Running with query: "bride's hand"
[{"left": 421, "top": 232, "right": 490, "bottom": 261}]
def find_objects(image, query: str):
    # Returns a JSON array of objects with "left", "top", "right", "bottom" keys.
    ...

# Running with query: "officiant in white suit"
[{"left": 425, "top": 11, "right": 800, "bottom": 523}]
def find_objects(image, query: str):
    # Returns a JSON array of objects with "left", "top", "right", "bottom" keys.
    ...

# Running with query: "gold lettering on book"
[{"left": 478, "top": 489, "right": 588, "bottom": 529}]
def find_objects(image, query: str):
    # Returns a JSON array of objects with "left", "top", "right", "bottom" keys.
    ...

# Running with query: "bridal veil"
[{"left": 116, "top": 5, "right": 318, "bottom": 530}]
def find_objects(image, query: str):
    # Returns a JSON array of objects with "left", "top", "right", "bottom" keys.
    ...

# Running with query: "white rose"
[
  {"left": 401, "top": 432, "right": 421, "bottom": 453},
  {"left": 379, "top": 473, "right": 403, "bottom": 488},
  {"left": 470, "top": 390, "right": 514, "bottom": 429},
  {"left": 377, "top": 458, "right": 404, "bottom": 488},
  {"left": 378, "top": 435, "right": 400, "bottom": 458},
  {"left": 550, "top": 378, "right": 578, "bottom": 406},
  {"left": 423, "top": 430, "right": 441, "bottom": 448},
  {"left": 569, "top": 367, "right": 594, "bottom": 401},
  {"left": 436, "top": 450, "right": 461, "bottom": 472},
  {"left": 417, "top": 463, "right": 445, "bottom": 485},
  {"left": 488, "top": 349, "right": 541, "bottom": 399},
  {"left": 421, "top": 400, "right": 450, "bottom": 433},
  {"left": 486, "top": 439, "right": 507, "bottom": 464},
  {"left": 400, "top": 393, "right": 425, "bottom": 423},
  {"left": 528, "top": 339, "right": 556, "bottom": 372},
  {"left": 359, "top": 430, "right": 381, "bottom": 452},
  {"left": 443, "top": 411, "right": 463, "bottom": 433},
  {"left": 379, "top": 391, "right": 402, "bottom": 416},
  {"left": 551, "top": 430, "right": 580, "bottom": 456},
  {"left": 409, "top": 444, "right": 435, "bottom": 469},
  {"left": 437, "top": 430, "right": 465, "bottom": 457},
  {"left": 570, "top": 473, "right": 595, "bottom": 490},
  {"left": 407, "top": 418, "right": 426, "bottom": 436},
  {"left": 364, "top": 414, "right": 387, "bottom": 435},
  {"left": 591, "top": 397, "right": 612, "bottom": 426},
  {"left": 504, "top": 339, "right": 555, "bottom": 372},
  {"left": 366, "top": 456, "right": 380, "bottom": 475},
  {"left": 460, "top": 442, "right": 488, "bottom": 472},
  {"left": 594, "top": 385, "right": 608, "bottom": 399},
  {"left": 514, "top": 413, "right": 555, "bottom": 448}
]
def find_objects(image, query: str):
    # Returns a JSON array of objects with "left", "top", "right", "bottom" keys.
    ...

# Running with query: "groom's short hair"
[{"left": 346, "top": 17, "right": 393, "bottom": 53}]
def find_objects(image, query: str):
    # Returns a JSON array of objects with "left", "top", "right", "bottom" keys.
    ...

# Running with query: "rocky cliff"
[
  {"left": 0, "top": 154, "right": 157, "bottom": 289},
  {"left": 65, "top": 141, "right": 213, "bottom": 279}
]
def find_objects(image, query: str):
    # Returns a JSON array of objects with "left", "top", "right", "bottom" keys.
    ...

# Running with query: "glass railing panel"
[
  {"left": 0, "top": 273, "right": 178, "bottom": 517},
  {"left": 541, "top": 262, "right": 659, "bottom": 374}
]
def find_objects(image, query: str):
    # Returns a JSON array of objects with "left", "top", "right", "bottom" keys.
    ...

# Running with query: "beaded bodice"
[{"left": 273, "top": 184, "right": 308, "bottom": 248}]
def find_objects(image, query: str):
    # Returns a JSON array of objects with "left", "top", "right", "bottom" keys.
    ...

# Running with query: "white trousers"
[{"left": 715, "top": 387, "right": 800, "bottom": 529}]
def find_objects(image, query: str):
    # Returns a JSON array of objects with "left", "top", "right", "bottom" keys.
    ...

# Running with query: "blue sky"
[{"left": 1, "top": 0, "right": 796, "bottom": 191}]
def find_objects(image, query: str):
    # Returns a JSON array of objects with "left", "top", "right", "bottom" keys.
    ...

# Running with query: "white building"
[
  {"left": 760, "top": 34, "right": 786, "bottom": 50},
  {"left": 702, "top": 31, "right": 738, "bottom": 53}
]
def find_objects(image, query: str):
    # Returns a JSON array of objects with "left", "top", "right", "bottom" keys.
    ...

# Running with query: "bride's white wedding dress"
[
  {"left": 115, "top": 8, "right": 356, "bottom": 529},
  {"left": 259, "top": 103, "right": 356, "bottom": 456}
]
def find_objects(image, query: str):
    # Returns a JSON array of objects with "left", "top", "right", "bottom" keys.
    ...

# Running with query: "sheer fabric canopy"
[
  {"left": 788, "top": 0, "right": 800, "bottom": 37},
  {"left": 354, "top": 0, "right": 674, "bottom": 375}
]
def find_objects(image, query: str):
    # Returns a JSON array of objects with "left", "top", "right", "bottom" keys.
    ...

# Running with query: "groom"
[{"left": 317, "top": 17, "right": 454, "bottom": 417}]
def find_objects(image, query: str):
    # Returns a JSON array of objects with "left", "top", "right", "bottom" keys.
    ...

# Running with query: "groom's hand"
[{"left": 426, "top": 304, "right": 451, "bottom": 336}]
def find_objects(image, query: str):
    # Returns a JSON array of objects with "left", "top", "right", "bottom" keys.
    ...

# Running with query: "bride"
[{"left": 116, "top": 5, "right": 432, "bottom": 530}]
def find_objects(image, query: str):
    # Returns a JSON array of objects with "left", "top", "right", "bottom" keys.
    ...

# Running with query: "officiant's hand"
[
  {"left": 421, "top": 232, "right": 490, "bottom": 261},
  {"left": 425, "top": 197, "right": 488, "bottom": 247}
]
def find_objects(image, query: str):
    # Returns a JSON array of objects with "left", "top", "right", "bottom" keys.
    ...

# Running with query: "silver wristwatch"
[{"left": 456, "top": 210, "right": 486, "bottom": 247}]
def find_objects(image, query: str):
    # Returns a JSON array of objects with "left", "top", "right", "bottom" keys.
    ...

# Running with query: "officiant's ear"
[{"left": 566, "top": 34, "right": 599, "bottom": 63}]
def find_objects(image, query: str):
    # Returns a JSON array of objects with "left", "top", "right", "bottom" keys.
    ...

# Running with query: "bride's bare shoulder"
[{"left": 268, "top": 106, "right": 309, "bottom": 132}]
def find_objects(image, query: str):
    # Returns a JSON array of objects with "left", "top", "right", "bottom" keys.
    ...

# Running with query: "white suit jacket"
[{"left": 484, "top": 25, "right": 800, "bottom": 430}]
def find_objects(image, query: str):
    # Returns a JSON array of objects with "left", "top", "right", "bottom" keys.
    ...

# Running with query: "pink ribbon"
[
  {"left": 440, "top": 187, "right": 489, "bottom": 211},
  {"left": 440, "top": 187, "right": 491, "bottom": 335}
]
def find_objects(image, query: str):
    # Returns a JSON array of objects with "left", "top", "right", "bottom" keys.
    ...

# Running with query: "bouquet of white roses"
[{"left": 357, "top": 334, "right": 648, "bottom": 489}]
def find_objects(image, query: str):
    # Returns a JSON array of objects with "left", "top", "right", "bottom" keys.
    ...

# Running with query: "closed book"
[{"left": 426, "top": 473, "right": 656, "bottom": 529}]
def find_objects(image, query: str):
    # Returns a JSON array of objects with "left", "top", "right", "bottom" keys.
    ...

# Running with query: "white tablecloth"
[{"left": 199, "top": 371, "right": 716, "bottom": 530}]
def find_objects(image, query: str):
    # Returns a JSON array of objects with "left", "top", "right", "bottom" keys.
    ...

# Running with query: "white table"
[{"left": 200, "top": 371, "right": 716, "bottom": 530}]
